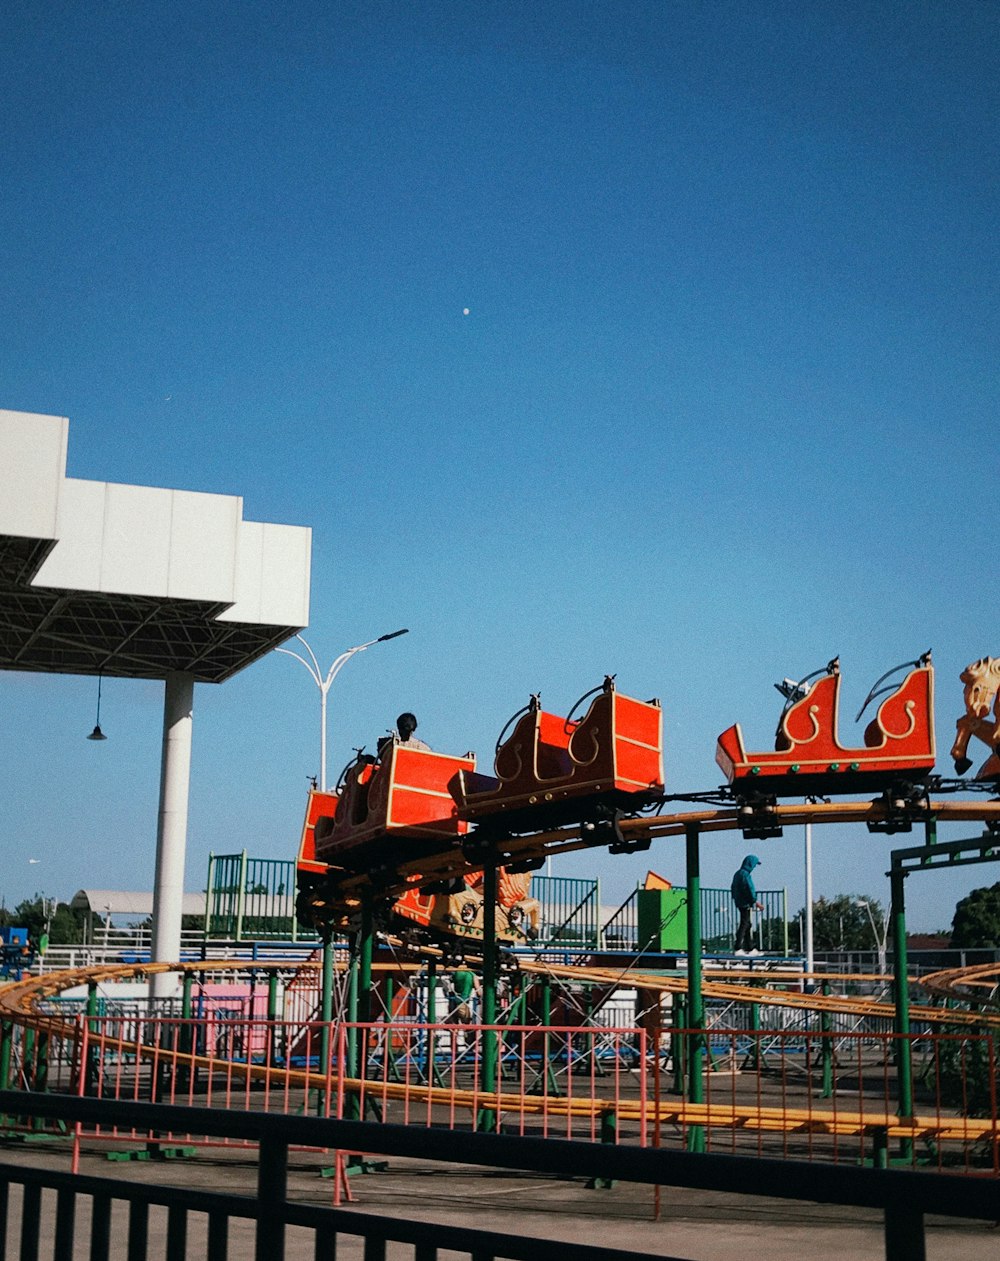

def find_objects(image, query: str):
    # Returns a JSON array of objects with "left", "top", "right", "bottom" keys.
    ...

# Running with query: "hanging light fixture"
[{"left": 87, "top": 675, "right": 108, "bottom": 741}]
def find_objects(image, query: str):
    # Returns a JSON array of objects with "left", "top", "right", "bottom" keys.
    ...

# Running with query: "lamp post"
[
  {"left": 276, "top": 629, "right": 409, "bottom": 791},
  {"left": 855, "top": 898, "right": 889, "bottom": 976}
]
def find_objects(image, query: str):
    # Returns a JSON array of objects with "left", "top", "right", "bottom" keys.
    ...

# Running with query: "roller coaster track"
[
  {"left": 327, "top": 796, "right": 1000, "bottom": 914},
  {"left": 1, "top": 956, "right": 997, "bottom": 1150},
  {"left": 2, "top": 798, "right": 997, "bottom": 1152}
]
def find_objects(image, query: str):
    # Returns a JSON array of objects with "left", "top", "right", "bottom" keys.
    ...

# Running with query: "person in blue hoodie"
[{"left": 731, "top": 855, "right": 762, "bottom": 954}]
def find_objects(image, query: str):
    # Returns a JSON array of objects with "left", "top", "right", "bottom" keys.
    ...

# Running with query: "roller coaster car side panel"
[
  {"left": 715, "top": 662, "right": 935, "bottom": 795},
  {"left": 451, "top": 682, "right": 664, "bottom": 826},
  {"left": 392, "top": 873, "right": 535, "bottom": 945},
  {"left": 312, "top": 744, "right": 475, "bottom": 863},
  {"left": 296, "top": 789, "right": 340, "bottom": 877}
]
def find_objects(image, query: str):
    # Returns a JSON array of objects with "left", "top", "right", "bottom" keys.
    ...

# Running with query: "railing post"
[
  {"left": 256, "top": 1132, "right": 288, "bottom": 1261},
  {"left": 884, "top": 1201, "right": 925, "bottom": 1261}
]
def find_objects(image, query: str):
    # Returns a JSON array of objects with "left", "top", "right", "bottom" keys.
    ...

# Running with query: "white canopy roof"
[
  {"left": 70, "top": 889, "right": 205, "bottom": 918},
  {"left": 0, "top": 409, "right": 311, "bottom": 682}
]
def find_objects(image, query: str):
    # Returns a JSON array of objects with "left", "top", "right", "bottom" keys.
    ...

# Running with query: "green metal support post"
[
  {"left": 266, "top": 970, "right": 280, "bottom": 1068},
  {"left": 684, "top": 822, "right": 705, "bottom": 1153},
  {"left": 891, "top": 862, "right": 914, "bottom": 1160},
  {"left": 672, "top": 993, "right": 687, "bottom": 1095},
  {"left": 178, "top": 972, "right": 194, "bottom": 1094},
  {"left": 358, "top": 892, "right": 374, "bottom": 1086},
  {"left": 345, "top": 933, "right": 361, "bottom": 1121},
  {"left": 424, "top": 958, "right": 440, "bottom": 1087},
  {"left": 0, "top": 1022, "right": 12, "bottom": 1094},
  {"left": 542, "top": 973, "right": 561, "bottom": 1095},
  {"left": 317, "top": 936, "right": 334, "bottom": 1117},
  {"left": 85, "top": 980, "right": 99, "bottom": 1096},
  {"left": 478, "top": 860, "right": 499, "bottom": 1133},
  {"left": 820, "top": 980, "right": 833, "bottom": 1098}
]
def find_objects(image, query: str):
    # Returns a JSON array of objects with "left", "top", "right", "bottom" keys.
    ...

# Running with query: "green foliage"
[
  {"left": 0, "top": 896, "right": 87, "bottom": 944},
  {"left": 935, "top": 1027, "right": 997, "bottom": 1119},
  {"left": 950, "top": 882, "right": 1000, "bottom": 949},
  {"left": 787, "top": 894, "right": 887, "bottom": 951}
]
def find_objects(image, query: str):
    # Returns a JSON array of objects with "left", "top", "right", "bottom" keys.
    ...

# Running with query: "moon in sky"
[{"left": 462, "top": 308, "right": 470, "bottom": 315}]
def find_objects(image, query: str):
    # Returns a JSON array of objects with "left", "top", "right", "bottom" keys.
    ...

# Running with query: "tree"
[
  {"left": 780, "top": 895, "right": 887, "bottom": 952},
  {"left": 950, "top": 882, "right": 1000, "bottom": 949},
  {"left": 7, "top": 896, "right": 88, "bottom": 944}
]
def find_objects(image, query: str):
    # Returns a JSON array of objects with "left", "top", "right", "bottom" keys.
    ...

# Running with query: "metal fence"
[
  {"left": 0, "top": 1090, "right": 997, "bottom": 1261},
  {"left": 7, "top": 1009, "right": 997, "bottom": 1177}
]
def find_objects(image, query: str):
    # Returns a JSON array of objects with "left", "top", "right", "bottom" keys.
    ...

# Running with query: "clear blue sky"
[{"left": 2, "top": 2, "right": 997, "bottom": 932}]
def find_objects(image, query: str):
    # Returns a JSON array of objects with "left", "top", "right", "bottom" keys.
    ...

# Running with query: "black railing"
[{"left": 0, "top": 1091, "right": 998, "bottom": 1261}]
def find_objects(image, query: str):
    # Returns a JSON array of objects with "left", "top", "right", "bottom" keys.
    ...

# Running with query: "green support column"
[
  {"left": 672, "top": 994, "right": 687, "bottom": 1096},
  {"left": 317, "top": 936, "right": 334, "bottom": 1116},
  {"left": 530, "top": 972, "right": 560, "bottom": 1096},
  {"left": 357, "top": 892, "right": 375, "bottom": 1113},
  {"left": 346, "top": 933, "right": 361, "bottom": 1121},
  {"left": 0, "top": 1022, "right": 12, "bottom": 1089},
  {"left": 267, "top": 971, "right": 280, "bottom": 1068},
  {"left": 85, "top": 980, "right": 99, "bottom": 1096},
  {"left": 178, "top": 973, "right": 194, "bottom": 1094},
  {"left": 235, "top": 850, "right": 248, "bottom": 944},
  {"left": 820, "top": 980, "right": 833, "bottom": 1099},
  {"left": 205, "top": 854, "right": 216, "bottom": 938},
  {"left": 478, "top": 861, "right": 499, "bottom": 1133},
  {"left": 383, "top": 977, "right": 401, "bottom": 1081},
  {"left": 424, "top": 959, "right": 438, "bottom": 1086},
  {"left": 748, "top": 997, "right": 761, "bottom": 1071},
  {"left": 32, "top": 1031, "right": 48, "bottom": 1128},
  {"left": 684, "top": 822, "right": 705, "bottom": 1153},
  {"left": 891, "top": 863, "right": 914, "bottom": 1160}
]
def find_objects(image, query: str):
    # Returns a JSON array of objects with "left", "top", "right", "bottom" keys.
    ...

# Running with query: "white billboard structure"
[{"left": 0, "top": 409, "right": 312, "bottom": 994}]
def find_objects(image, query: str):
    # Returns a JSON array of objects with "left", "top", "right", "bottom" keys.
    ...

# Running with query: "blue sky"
[{"left": 2, "top": 2, "right": 998, "bottom": 932}]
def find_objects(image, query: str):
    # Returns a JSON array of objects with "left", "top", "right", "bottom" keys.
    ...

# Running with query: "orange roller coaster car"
[
  {"left": 312, "top": 740, "right": 475, "bottom": 868},
  {"left": 450, "top": 676, "right": 664, "bottom": 835},
  {"left": 716, "top": 653, "right": 936, "bottom": 797}
]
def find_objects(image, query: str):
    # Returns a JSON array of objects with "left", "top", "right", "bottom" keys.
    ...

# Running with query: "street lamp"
[
  {"left": 855, "top": 898, "right": 889, "bottom": 976},
  {"left": 276, "top": 629, "right": 409, "bottom": 791}
]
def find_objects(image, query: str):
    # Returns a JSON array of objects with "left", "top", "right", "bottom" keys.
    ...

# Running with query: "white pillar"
[{"left": 150, "top": 672, "right": 194, "bottom": 999}]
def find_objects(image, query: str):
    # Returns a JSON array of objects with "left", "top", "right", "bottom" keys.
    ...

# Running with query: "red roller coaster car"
[
  {"left": 715, "top": 653, "right": 936, "bottom": 798},
  {"left": 450, "top": 676, "right": 664, "bottom": 835}
]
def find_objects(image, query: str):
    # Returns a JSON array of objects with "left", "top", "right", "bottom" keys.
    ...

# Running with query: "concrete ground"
[{"left": 0, "top": 1138, "right": 995, "bottom": 1260}]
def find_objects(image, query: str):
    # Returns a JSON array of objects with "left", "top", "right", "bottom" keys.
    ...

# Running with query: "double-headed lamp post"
[
  {"left": 855, "top": 898, "right": 889, "bottom": 976},
  {"left": 276, "top": 628, "right": 409, "bottom": 791}
]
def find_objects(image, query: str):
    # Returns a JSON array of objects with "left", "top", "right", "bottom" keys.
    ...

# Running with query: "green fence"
[
  {"left": 205, "top": 852, "right": 786, "bottom": 955},
  {"left": 602, "top": 885, "right": 788, "bottom": 955},
  {"left": 206, "top": 853, "right": 312, "bottom": 941},
  {"left": 531, "top": 875, "right": 600, "bottom": 948}
]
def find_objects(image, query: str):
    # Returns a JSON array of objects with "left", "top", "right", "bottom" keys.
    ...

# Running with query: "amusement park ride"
[{"left": 296, "top": 655, "right": 1000, "bottom": 949}]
